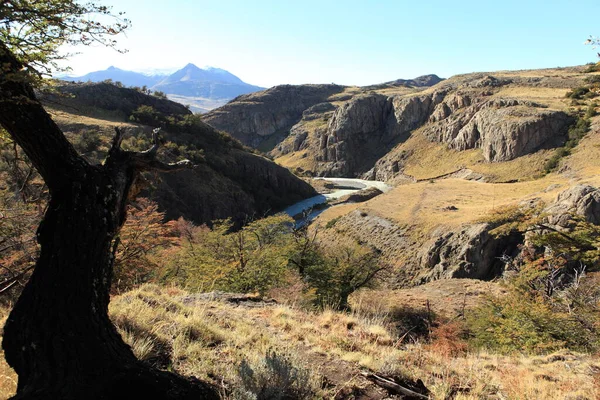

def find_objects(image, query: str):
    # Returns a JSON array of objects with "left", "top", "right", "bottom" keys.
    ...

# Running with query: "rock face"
[
  {"left": 417, "top": 223, "right": 521, "bottom": 282},
  {"left": 545, "top": 185, "right": 600, "bottom": 227},
  {"left": 154, "top": 147, "right": 317, "bottom": 224},
  {"left": 202, "top": 84, "right": 345, "bottom": 148},
  {"left": 424, "top": 98, "right": 572, "bottom": 162},
  {"left": 276, "top": 92, "right": 439, "bottom": 176},
  {"left": 205, "top": 71, "right": 579, "bottom": 178}
]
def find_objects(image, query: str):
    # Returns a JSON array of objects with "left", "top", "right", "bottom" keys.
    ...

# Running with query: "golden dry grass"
[
  {"left": 0, "top": 306, "right": 16, "bottom": 399},
  {"left": 315, "top": 115, "right": 600, "bottom": 237},
  {"left": 1, "top": 284, "right": 598, "bottom": 399}
]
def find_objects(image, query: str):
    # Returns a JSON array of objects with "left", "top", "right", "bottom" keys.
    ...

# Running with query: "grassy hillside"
[{"left": 3, "top": 284, "right": 597, "bottom": 399}]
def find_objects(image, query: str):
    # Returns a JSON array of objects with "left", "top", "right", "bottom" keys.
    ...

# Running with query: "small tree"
[
  {"left": 303, "top": 242, "right": 386, "bottom": 310},
  {"left": 113, "top": 198, "right": 178, "bottom": 293},
  {"left": 163, "top": 215, "right": 295, "bottom": 295}
]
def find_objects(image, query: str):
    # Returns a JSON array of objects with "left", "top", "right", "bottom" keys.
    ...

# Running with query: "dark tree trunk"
[{"left": 0, "top": 42, "right": 219, "bottom": 399}]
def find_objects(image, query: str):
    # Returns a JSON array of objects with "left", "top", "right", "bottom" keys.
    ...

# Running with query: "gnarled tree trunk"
[{"left": 0, "top": 41, "right": 219, "bottom": 399}]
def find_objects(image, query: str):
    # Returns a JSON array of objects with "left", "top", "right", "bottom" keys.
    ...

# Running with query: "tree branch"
[
  {"left": 530, "top": 223, "right": 596, "bottom": 252},
  {"left": 0, "top": 39, "right": 88, "bottom": 190},
  {"left": 130, "top": 128, "right": 193, "bottom": 172},
  {"left": 362, "top": 373, "right": 429, "bottom": 399}
]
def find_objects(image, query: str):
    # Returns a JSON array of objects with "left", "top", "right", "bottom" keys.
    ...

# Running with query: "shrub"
[
  {"left": 153, "top": 90, "right": 167, "bottom": 99},
  {"left": 72, "top": 130, "right": 102, "bottom": 154},
  {"left": 235, "top": 350, "right": 316, "bottom": 400},
  {"left": 584, "top": 62, "right": 600, "bottom": 73},
  {"left": 544, "top": 147, "right": 570, "bottom": 173},
  {"left": 566, "top": 87, "right": 589, "bottom": 99},
  {"left": 466, "top": 215, "right": 600, "bottom": 354},
  {"left": 161, "top": 215, "right": 296, "bottom": 296},
  {"left": 427, "top": 322, "right": 468, "bottom": 357},
  {"left": 129, "top": 105, "right": 166, "bottom": 127},
  {"left": 325, "top": 216, "right": 340, "bottom": 229}
]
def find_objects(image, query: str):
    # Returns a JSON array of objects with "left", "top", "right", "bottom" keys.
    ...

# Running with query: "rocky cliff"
[
  {"left": 423, "top": 97, "right": 572, "bottom": 162},
  {"left": 205, "top": 70, "right": 591, "bottom": 179},
  {"left": 202, "top": 84, "right": 346, "bottom": 149}
]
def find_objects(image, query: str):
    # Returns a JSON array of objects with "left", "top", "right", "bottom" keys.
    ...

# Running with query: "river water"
[{"left": 284, "top": 178, "right": 391, "bottom": 223}]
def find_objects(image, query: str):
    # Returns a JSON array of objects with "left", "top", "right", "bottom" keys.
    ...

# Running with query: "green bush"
[
  {"left": 325, "top": 216, "right": 340, "bottom": 229},
  {"left": 466, "top": 214, "right": 600, "bottom": 354},
  {"left": 566, "top": 87, "right": 590, "bottom": 99},
  {"left": 162, "top": 215, "right": 295, "bottom": 296},
  {"left": 466, "top": 291, "right": 594, "bottom": 354},
  {"left": 153, "top": 90, "right": 167, "bottom": 99},
  {"left": 544, "top": 148, "right": 570, "bottom": 173},
  {"left": 72, "top": 130, "right": 102, "bottom": 154},
  {"left": 584, "top": 62, "right": 600, "bottom": 73},
  {"left": 129, "top": 105, "right": 166, "bottom": 127}
]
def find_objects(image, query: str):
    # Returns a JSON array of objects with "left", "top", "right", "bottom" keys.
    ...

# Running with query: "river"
[{"left": 284, "top": 178, "right": 391, "bottom": 224}]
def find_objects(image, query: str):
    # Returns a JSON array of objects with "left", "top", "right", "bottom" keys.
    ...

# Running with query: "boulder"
[
  {"left": 417, "top": 223, "right": 521, "bottom": 282},
  {"left": 545, "top": 185, "right": 600, "bottom": 227}
]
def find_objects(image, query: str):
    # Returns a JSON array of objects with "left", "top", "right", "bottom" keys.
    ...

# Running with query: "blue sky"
[{"left": 61, "top": 0, "right": 600, "bottom": 87}]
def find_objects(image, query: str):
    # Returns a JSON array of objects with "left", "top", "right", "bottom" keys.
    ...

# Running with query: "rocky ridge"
[{"left": 205, "top": 70, "right": 590, "bottom": 179}]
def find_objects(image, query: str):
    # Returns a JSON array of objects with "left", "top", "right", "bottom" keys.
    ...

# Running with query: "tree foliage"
[
  {"left": 162, "top": 215, "right": 296, "bottom": 295},
  {"left": 0, "top": 0, "right": 129, "bottom": 76},
  {"left": 468, "top": 209, "right": 600, "bottom": 354},
  {"left": 160, "top": 215, "right": 386, "bottom": 309},
  {"left": 585, "top": 35, "right": 600, "bottom": 58},
  {"left": 113, "top": 198, "right": 178, "bottom": 293}
]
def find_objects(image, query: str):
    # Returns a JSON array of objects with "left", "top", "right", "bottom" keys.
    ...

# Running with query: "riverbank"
[{"left": 284, "top": 178, "right": 391, "bottom": 223}]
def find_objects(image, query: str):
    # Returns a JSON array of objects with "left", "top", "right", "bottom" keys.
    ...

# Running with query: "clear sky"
[{"left": 60, "top": 0, "right": 600, "bottom": 88}]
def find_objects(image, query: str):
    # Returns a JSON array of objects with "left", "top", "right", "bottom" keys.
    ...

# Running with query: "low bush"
[
  {"left": 566, "top": 87, "right": 590, "bottom": 99},
  {"left": 234, "top": 350, "right": 316, "bottom": 400}
]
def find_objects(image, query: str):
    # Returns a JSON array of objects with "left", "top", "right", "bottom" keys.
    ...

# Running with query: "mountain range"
[{"left": 63, "top": 64, "right": 264, "bottom": 113}]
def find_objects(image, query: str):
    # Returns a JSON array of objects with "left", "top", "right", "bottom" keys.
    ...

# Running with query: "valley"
[{"left": 2, "top": 62, "right": 600, "bottom": 399}]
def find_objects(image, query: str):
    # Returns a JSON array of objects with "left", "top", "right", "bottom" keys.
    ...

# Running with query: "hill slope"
[{"left": 40, "top": 81, "right": 315, "bottom": 224}]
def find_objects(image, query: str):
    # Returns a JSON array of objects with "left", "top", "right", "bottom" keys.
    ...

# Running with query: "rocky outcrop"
[
  {"left": 545, "top": 185, "right": 600, "bottom": 227},
  {"left": 333, "top": 187, "right": 383, "bottom": 204},
  {"left": 204, "top": 70, "right": 582, "bottom": 179},
  {"left": 202, "top": 84, "right": 345, "bottom": 148},
  {"left": 424, "top": 98, "right": 572, "bottom": 162},
  {"left": 363, "top": 74, "right": 444, "bottom": 90},
  {"left": 311, "top": 93, "right": 440, "bottom": 176},
  {"left": 149, "top": 140, "right": 317, "bottom": 225},
  {"left": 416, "top": 223, "right": 522, "bottom": 282}
]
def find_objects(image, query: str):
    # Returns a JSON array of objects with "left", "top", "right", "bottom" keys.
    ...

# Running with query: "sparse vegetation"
[
  {"left": 584, "top": 62, "right": 600, "bottom": 73},
  {"left": 544, "top": 104, "right": 596, "bottom": 173}
]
